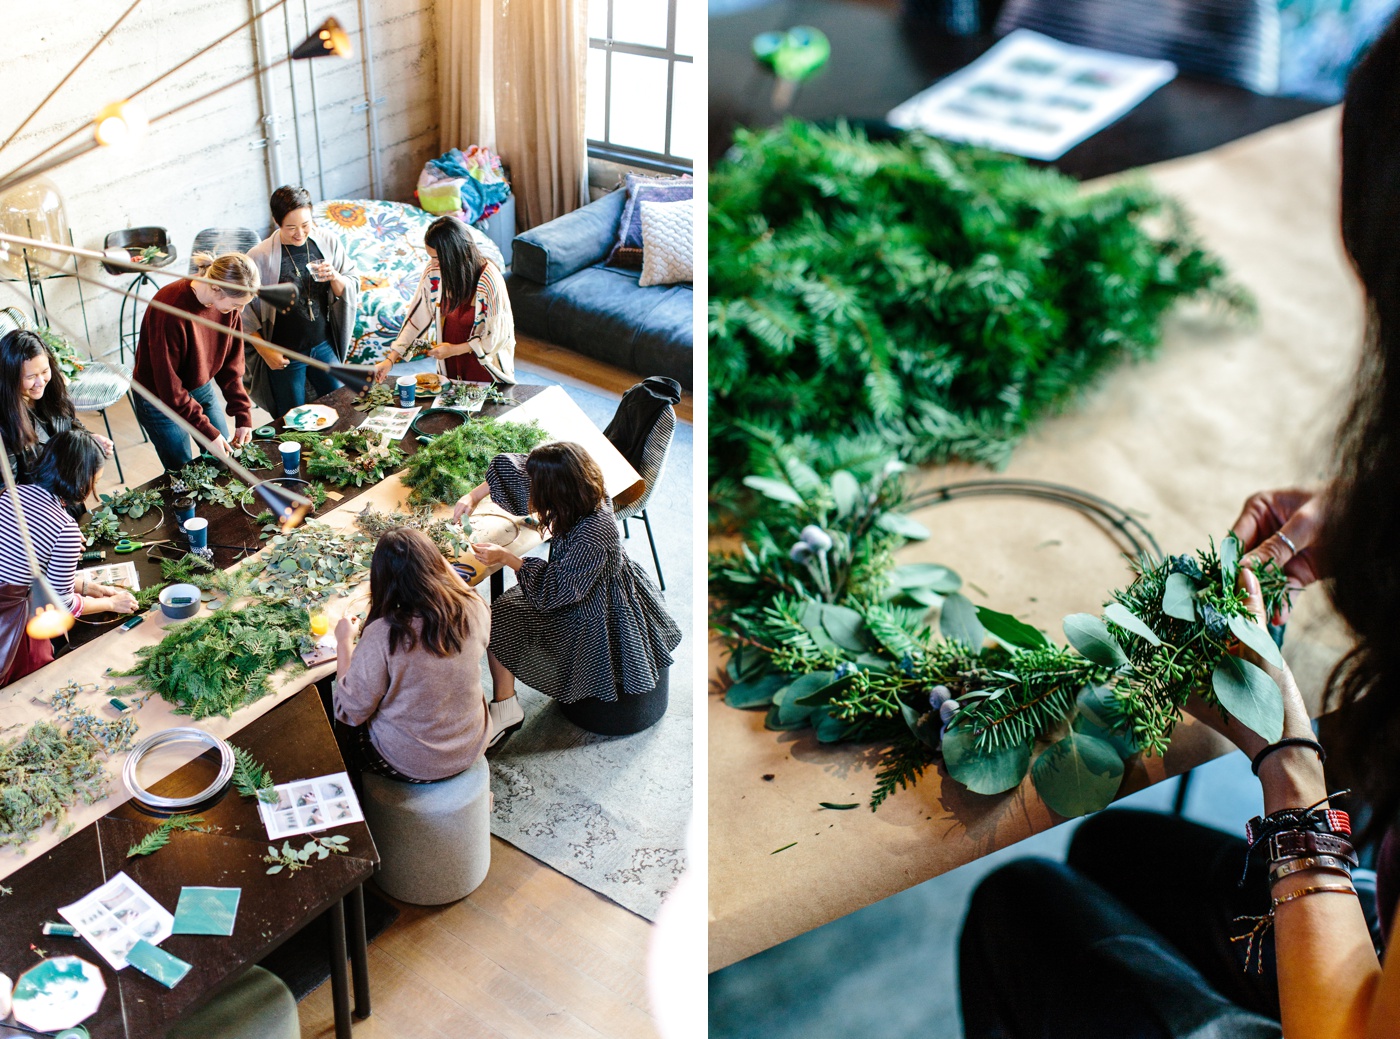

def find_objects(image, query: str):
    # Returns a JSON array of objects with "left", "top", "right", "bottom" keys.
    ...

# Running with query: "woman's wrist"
[{"left": 1259, "top": 745, "right": 1329, "bottom": 815}]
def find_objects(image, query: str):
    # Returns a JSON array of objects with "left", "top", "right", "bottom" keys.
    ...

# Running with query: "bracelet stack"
[{"left": 1232, "top": 768, "right": 1358, "bottom": 972}]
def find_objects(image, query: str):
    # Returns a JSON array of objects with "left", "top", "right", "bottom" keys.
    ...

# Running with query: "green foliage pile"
[
  {"left": 245, "top": 522, "right": 372, "bottom": 607},
  {"left": 36, "top": 326, "right": 84, "bottom": 380},
  {"left": 113, "top": 600, "right": 309, "bottom": 718},
  {"left": 354, "top": 506, "right": 474, "bottom": 558},
  {"left": 715, "top": 466, "right": 1288, "bottom": 815},
  {"left": 170, "top": 460, "right": 251, "bottom": 507},
  {"left": 400, "top": 417, "right": 549, "bottom": 507},
  {"left": 709, "top": 121, "right": 1252, "bottom": 508},
  {"left": 0, "top": 716, "right": 132, "bottom": 848},
  {"left": 278, "top": 430, "right": 404, "bottom": 487}
]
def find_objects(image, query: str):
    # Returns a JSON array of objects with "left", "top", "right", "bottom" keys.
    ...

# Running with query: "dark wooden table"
[
  {"left": 709, "top": 0, "right": 1328, "bottom": 175},
  {"left": 0, "top": 686, "right": 376, "bottom": 1039},
  {"left": 65, "top": 383, "right": 547, "bottom": 650}
]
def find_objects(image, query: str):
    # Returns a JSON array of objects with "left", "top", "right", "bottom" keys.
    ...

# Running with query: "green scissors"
[{"left": 113, "top": 537, "right": 173, "bottom": 554}]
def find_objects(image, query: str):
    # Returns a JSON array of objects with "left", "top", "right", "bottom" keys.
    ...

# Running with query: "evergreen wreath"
[
  {"left": 399, "top": 417, "right": 549, "bottom": 507},
  {"left": 713, "top": 462, "right": 1288, "bottom": 815},
  {"left": 709, "top": 121, "right": 1253, "bottom": 513}
]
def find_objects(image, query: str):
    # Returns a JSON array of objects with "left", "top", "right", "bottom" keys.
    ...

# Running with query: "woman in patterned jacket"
[
  {"left": 455, "top": 441, "right": 680, "bottom": 741},
  {"left": 373, "top": 215, "right": 516, "bottom": 385}
]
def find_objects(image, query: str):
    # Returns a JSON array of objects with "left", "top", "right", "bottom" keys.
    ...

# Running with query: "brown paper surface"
[{"left": 709, "top": 108, "right": 1359, "bottom": 971}]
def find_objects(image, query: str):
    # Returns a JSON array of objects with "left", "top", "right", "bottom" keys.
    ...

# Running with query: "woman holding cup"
[{"left": 243, "top": 185, "right": 359, "bottom": 423}]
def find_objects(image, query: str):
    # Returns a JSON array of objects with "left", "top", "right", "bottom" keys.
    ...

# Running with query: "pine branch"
[
  {"left": 231, "top": 746, "right": 277, "bottom": 804},
  {"left": 126, "top": 814, "right": 215, "bottom": 858}
]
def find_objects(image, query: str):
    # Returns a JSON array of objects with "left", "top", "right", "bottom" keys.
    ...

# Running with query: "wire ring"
[
  {"left": 410, "top": 407, "right": 467, "bottom": 440},
  {"left": 901, "top": 478, "right": 1162, "bottom": 563},
  {"left": 122, "top": 727, "right": 235, "bottom": 811}
]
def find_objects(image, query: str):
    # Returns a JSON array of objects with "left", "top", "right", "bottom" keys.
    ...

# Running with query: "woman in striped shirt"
[{"left": 0, "top": 431, "right": 137, "bottom": 684}]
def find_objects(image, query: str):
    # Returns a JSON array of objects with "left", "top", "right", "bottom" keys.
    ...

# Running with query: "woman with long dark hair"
[
  {"left": 0, "top": 329, "right": 111, "bottom": 480},
  {"left": 333, "top": 527, "right": 493, "bottom": 781},
  {"left": 373, "top": 215, "right": 516, "bottom": 384},
  {"left": 959, "top": 16, "right": 1400, "bottom": 1039},
  {"left": 0, "top": 431, "right": 136, "bottom": 685},
  {"left": 455, "top": 441, "right": 680, "bottom": 740}
]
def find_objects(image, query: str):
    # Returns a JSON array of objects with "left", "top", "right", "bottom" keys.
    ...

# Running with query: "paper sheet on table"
[
  {"left": 78, "top": 561, "right": 139, "bottom": 591},
  {"left": 258, "top": 772, "right": 364, "bottom": 839},
  {"left": 888, "top": 29, "right": 1177, "bottom": 160},
  {"left": 172, "top": 886, "right": 241, "bottom": 936},
  {"left": 357, "top": 405, "right": 420, "bottom": 440},
  {"left": 59, "top": 872, "right": 174, "bottom": 970},
  {"left": 709, "top": 109, "right": 1360, "bottom": 971}
]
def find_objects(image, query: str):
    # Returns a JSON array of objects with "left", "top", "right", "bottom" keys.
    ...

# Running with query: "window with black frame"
[{"left": 585, "top": 0, "right": 696, "bottom": 173}]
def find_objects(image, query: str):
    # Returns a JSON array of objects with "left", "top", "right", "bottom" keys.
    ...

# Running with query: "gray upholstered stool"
[
  {"left": 165, "top": 965, "right": 298, "bottom": 1039},
  {"left": 360, "top": 756, "right": 491, "bottom": 905}
]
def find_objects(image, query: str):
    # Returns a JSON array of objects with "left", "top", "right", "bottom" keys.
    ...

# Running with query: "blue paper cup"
[
  {"left": 278, "top": 441, "right": 300, "bottom": 476},
  {"left": 184, "top": 516, "right": 208, "bottom": 551},
  {"left": 397, "top": 375, "right": 417, "bottom": 408},
  {"left": 174, "top": 498, "right": 196, "bottom": 530}
]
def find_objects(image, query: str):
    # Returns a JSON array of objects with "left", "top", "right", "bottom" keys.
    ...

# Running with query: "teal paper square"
[
  {"left": 126, "top": 939, "right": 192, "bottom": 989},
  {"left": 172, "top": 886, "right": 240, "bottom": 936}
]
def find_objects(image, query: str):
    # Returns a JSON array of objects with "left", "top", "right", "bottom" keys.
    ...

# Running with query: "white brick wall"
[{"left": 2, "top": 0, "right": 438, "bottom": 359}]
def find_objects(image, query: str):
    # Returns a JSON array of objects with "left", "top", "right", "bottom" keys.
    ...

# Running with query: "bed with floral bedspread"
[{"left": 314, "top": 199, "right": 505, "bottom": 365}]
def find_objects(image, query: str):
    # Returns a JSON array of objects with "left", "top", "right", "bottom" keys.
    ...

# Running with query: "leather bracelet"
[
  {"left": 1251, "top": 737, "right": 1325, "bottom": 776},
  {"left": 1246, "top": 803, "right": 1350, "bottom": 845},
  {"left": 1267, "top": 829, "right": 1358, "bottom": 866},
  {"left": 1271, "top": 883, "right": 1356, "bottom": 910},
  {"left": 1270, "top": 855, "right": 1354, "bottom": 886}
]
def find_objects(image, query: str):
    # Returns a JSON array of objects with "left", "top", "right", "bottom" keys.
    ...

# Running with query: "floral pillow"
[{"left": 314, "top": 200, "right": 504, "bottom": 364}]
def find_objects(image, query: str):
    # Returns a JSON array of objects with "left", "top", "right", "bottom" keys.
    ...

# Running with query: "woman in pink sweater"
[{"left": 334, "top": 527, "right": 491, "bottom": 782}]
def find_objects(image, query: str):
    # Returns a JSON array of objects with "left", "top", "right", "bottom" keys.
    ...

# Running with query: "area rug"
[{"left": 485, "top": 375, "right": 693, "bottom": 921}]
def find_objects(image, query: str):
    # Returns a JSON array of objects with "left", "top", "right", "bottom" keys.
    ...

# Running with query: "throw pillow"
[
  {"left": 638, "top": 199, "right": 694, "bottom": 287},
  {"left": 607, "top": 172, "right": 693, "bottom": 268}
]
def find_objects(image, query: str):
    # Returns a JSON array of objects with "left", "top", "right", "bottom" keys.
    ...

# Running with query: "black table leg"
[
  {"left": 328, "top": 899, "right": 352, "bottom": 1039},
  {"left": 491, "top": 568, "right": 504, "bottom": 600},
  {"left": 348, "top": 884, "right": 371, "bottom": 1018}
]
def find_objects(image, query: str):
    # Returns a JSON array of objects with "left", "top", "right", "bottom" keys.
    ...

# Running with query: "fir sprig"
[
  {"left": 126, "top": 815, "right": 216, "bottom": 858},
  {"left": 231, "top": 746, "right": 277, "bottom": 804}
]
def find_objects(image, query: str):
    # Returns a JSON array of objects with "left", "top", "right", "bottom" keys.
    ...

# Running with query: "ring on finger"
[{"left": 1276, "top": 531, "right": 1299, "bottom": 555}]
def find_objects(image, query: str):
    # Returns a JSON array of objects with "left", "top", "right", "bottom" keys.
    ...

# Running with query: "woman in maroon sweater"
[{"left": 132, "top": 252, "right": 258, "bottom": 471}]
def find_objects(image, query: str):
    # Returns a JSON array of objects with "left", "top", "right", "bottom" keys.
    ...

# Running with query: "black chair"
[{"left": 604, "top": 377, "right": 682, "bottom": 590}]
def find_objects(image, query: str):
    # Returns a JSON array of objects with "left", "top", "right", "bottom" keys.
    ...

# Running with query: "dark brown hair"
[
  {"left": 526, "top": 442, "right": 605, "bottom": 537},
  {"left": 1322, "top": 12, "right": 1400, "bottom": 837},
  {"left": 270, "top": 185, "right": 314, "bottom": 226},
  {"left": 424, "top": 216, "right": 485, "bottom": 313},
  {"left": 0, "top": 329, "right": 75, "bottom": 459},
  {"left": 365, "top": 527, "right": 482, "bottom": 657}
]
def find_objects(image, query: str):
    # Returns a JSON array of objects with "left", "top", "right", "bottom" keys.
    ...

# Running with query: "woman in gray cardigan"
[{"left": 242, "top": 185, "right": 359, "bottom": 421}]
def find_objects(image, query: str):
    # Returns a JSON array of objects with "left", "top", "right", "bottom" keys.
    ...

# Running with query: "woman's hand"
[
  {"left": 208, "top": 434, "right": 231, "bottom": 458},
  {"left": 1231, "top": 488, "right": 1325, "bottom": 623},
  {"left": 335, "top": 616, "right": 353, "bottom": 644},
  {"left": 1184, "top": 568, "right": 1314, "bottom": 760},
  {"left": 428, "top": 341, "right": 471, "bottom": 360},
  {"left": 372, "top": 354, "right": 398, "bottom": 384},
  {"left": 453, "top": 483, "right": 488, "bottom": 522},
  {"left": 92, "top": 434, "right": 114, "bottom": 456},
  {"left": 472, "top": 542, "right": 522, "bottom": 570},
  {"left": 253, "top": 338, "right": 291, "bottom": 372},
  {"left": 96, "top": 589, "right": 138, "bottom": 615},
  {"left": 231, "top": 426, "right": 253, "bottom": 448}
]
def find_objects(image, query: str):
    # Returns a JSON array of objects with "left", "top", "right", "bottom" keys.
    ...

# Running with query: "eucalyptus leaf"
[
  {"left": 901, "top": 587, "right": 946, "bottom": 608},
  {"left": 830, "top": 470, "right": 860, "bottom": 518},
  {"left": 1103, "top": 602, "right": 1162, "bottom": 647},
  {"left": 889, "top": 563, "right": 962, "bottom": 594},
  {"left": 793, "top": 674, "right": 857, "bottom": 706},
  {"left": 1063, "top": 614, "right": 1129, "bottom": 668},
  {"left": 1220, "top": 533, "right": 1241, "bottom": 590},
  {"left": 799, "top": 601, "right": 839, "bottom": 651},
  {"left": 818, "top": 603, "right": 869, "bottom": 652},
  {"left": 811, "top": 705, "right": 859, "bottom": 743},
  {"left": 1072, "top": 685, "right": 1139, "bottom": 758},
  {"left": 774, "top": 673, "right": 835, "bottom": 725},
  {"left": 1031, "top": 731, "right": 1125, "bottom": 818},
  {"left": 940, "top": 593, "right": 986, "bottom": 652},
  {"left": 978, "top": 607, "right": 1049, "bottom": 650},
  {"left": 724, "top": 673, "right": 788, "bottom": 709},
  {"left": 1162, "top": 572, "right": 1198, "bottom": 621},
  {"left": 898, "top": 700, "right": 941, "bottom": 749},
  {"left": 765, "top": 704, "right": 812, "bottom": 731},
  {"left": 1211, "top": 656, "right": 1284, "bottom": 742},
  {"left": 1227, "top": 614, "right": 1285, "bottom": 669},
  {"left": 876, "top": 512, "right": 931, "bottom": 540},
  {"left": 742, "top": 475, "right": 804, "bottom": 506},
  {"left": 941, "top": 724, "right": 1030, "bottom": 795}
]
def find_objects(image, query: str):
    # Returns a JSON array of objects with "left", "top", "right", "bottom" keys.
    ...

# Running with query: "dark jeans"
[
  {"left": 960, "top": 810, "right": 1285, "bottom": 1039},
  {"left": 132, "top": 380, "right": 229, "bottom": 472},
  {"left": 266, "top": 341, "right": 341, "bottom": 420}
]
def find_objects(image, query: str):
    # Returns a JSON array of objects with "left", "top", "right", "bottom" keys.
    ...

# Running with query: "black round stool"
[{"left": 559, "top": 666, "right": 670, "bottom": 736}]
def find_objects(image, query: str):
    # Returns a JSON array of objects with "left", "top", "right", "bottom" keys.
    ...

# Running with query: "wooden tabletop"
[
  {"left": 0, "top": 686, "right": 376, "bottom": 1038},
  {"left": 707, "top": 110, "right": 1358, "bottom": 969}
]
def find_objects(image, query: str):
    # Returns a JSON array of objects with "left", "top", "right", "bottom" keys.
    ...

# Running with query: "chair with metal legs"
[{"left": 612, "top": 405, "right": 675, "bottom": 590}]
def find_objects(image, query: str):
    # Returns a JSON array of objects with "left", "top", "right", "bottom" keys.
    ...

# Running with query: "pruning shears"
[{"left": 113, "top": 538, "right": 173, "bottom": 554}]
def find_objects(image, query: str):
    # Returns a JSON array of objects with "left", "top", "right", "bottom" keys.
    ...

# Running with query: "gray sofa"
[{"left": 505, "top": 189, "right": 693, "bottom": 388}]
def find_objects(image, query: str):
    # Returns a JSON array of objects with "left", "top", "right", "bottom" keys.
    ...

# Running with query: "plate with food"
[
  {"left": 415, "top": 372, "right": 444, "bottom": 398},
  {"left": 283, "top": 404, "right": 339, "bottom": 431}
]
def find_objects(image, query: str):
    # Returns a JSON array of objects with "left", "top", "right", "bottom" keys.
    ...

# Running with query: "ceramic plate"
[
  {"left": 283, "top": 404, "right": 339, "bottom": 431},
  {"left": 11, "top": 956, "right": 106, "bottom": 1032}
]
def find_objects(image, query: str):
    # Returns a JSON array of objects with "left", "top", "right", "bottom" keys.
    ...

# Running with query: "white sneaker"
[{"left": 487, "top": 697, "right": 524, "bottom": 749}]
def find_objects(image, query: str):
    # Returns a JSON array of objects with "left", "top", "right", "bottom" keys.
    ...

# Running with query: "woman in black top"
[
  {"left": 457, "top": 442, "right": 681, "bottom": 733},
  {"left": 0, "top": 329, "right": 111, "bottom": 481}
]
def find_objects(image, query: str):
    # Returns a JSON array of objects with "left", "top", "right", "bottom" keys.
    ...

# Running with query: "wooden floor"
[
  {"left": 80, "top": 342, "right": 673, "bottom": 1039},
  {"left": 298, "top": 839, "right": 657, "bottom": 1039}
]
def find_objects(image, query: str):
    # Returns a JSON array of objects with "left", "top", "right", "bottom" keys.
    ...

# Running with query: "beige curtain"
[{"left": 436, "top": 0, "right": 589, "bottom": 230}]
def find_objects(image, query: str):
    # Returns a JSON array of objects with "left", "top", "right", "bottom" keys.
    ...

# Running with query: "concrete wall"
[{"left": 3, "top": 0, "right": 438, "bottom": 360}]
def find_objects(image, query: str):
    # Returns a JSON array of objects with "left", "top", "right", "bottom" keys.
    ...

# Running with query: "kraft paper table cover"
[
  {"left": 708, "top": 108, "right": 1360, "bottom": 971},
  {"left": 0, "top": 383, "right": 637, "bottom": 880}
]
